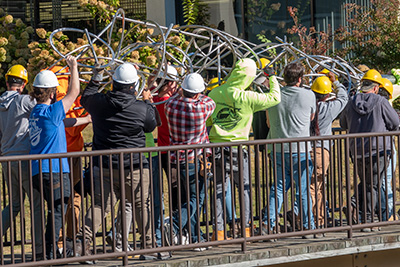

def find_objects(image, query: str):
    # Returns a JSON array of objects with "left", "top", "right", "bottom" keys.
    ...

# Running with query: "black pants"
[
  {"left": 34, "top": 173, "right": 70, "bottom": 258},
  {"left": 352, "top": 155, "right": 386, "bottom": 223}
]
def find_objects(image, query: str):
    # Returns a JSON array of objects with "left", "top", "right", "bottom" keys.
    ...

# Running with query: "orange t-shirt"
[{"left": 49, "top": 66, "right": 89, "bottom": 152}]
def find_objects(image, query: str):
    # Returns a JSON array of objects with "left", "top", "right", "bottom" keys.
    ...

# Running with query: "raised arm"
[
  {"left": 61, "top": 56, "right": 80, "bottom": 113},
  {"left": 248, "top": 75, "right": 281, "bottom": 112}
]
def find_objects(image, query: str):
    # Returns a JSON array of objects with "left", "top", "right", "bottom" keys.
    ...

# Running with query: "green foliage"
[
  {"left": 182, "top": 0, "right": 210, "bottom": 26},
  {"left": 335, "top": 0, "right": 400, "bottom": 72},
  {"left": 392, "top": 97, "right": 400, "bottom": 111},
  {"left": 256, "top": 34, "right": 277, "bottom": 57},
  {"left": 183, "top": 0, "right": 199, "bottom": 25}
]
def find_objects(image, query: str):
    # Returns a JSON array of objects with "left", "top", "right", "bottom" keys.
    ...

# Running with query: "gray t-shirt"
[
  {"left": 315, "top": 81, "right": 348, "bottom": 150},
  {"left": 267, "top": 85, "right": 316, "bottom": 153}
]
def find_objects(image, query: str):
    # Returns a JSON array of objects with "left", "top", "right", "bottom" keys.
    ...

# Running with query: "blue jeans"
[
  {"left": 381, "top": 148, "right": 396, "bottom": 221},
  {"left": 172, "top": 160, "right": 205, "bottom": 242},
  {"left": 225, "top": 178, "right": 237, "bottom": 224},
  {"left": 263, "top": 152, "right": 315, "bottom": 229}
]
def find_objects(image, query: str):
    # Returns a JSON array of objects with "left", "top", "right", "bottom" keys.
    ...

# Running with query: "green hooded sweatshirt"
[{"left": 208, "top": 58, "right": 281, "bottom": 143}]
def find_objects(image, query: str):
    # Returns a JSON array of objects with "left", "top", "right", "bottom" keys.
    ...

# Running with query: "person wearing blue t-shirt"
[{"left": 29, "top": 56, "right": 91, "bottom": 260}]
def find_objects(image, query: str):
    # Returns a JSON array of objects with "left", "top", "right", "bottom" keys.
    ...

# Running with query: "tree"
[
  {"left": 336, "top": 0, "right": 400, "bottom": 72},
  {"left": 286, "top": 6, "right": 333, "bottom": 56}
]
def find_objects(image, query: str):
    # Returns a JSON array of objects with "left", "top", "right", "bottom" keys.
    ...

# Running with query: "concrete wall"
[{"left": 146, "top": 0, "right": 176, "bottom": 27}]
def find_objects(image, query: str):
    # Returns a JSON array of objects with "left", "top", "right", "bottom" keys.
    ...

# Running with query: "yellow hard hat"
[
  {"left": 380, "top": 78, "right": 393, "bottom": 99},
  {"left": 5, "top": 65, "right": 28, "bottom": 84},
  {"left": 319, "top": 68, "right": 330, "bottom": 75},
  {"left": 319, "top": 68, "right": 338, "bottom": 80},
  {"left": 207, "top": 77, "right": 224, "bottom": 91},
  {"left": 311, "top": 76, "right": 332, "bottom": 95},
  {"left": 256, "top": 58, "right": 271, "bottom": 69},
  {"left": 361, "top": 69, "right": 383, "bottom": 85}
]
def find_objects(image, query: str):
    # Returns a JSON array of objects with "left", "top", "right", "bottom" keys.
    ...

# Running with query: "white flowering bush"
[
  {"left": 0, "top": 9, "right": 34, "bottom": 88},
  {"left": 0, "top": 1, "right": 190, "bottom": 91}
]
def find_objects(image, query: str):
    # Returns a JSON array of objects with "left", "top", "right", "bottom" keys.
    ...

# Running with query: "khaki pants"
[
  {"left": 310, "top": 147, "right": 330, "bottom": 227},
  {"left": 79, "top": 166, "right": 151, "bottom": 247}
]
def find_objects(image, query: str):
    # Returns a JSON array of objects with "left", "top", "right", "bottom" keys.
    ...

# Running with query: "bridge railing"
[{"left": 1, "top": 130, "right": 399, "bottom": 266}]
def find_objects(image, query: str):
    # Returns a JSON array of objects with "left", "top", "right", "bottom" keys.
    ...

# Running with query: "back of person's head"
[
  {"left": 284, "top": 62, "right": 304, "bottom": 86},
  {"left": 379, "top": 78, "right": 393, "bottom": 100},
  {"left": 30, "top": 70, "right": 59, "bottom": 102},
  {"left": 311, "top": 76, "right": 332, "bottom": 99},
  {"left": 181, "top": 73, "right": 205, "bottom": 98},
  {"left": 360, "top": 69, "right": 383, "bottom": 94},
  {"left": 112, "top": 63, "right": 139, "bottom": 92},
  {"left": 5, "top": 65, "right": 28, "bottom": 89},
  {"left": 157, "top": 65, "right": 178, "bottom": 91},
  {"left": 7, "top": 76, "right": 25, "bottom": 87}
]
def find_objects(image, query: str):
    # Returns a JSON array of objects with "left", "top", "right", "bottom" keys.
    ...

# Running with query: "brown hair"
[
  {"left": 30, "top": 87, "right": 57, "bottom": 103},
  {"left": 283, "top": 62, "right": 304, "bottom": 86}
]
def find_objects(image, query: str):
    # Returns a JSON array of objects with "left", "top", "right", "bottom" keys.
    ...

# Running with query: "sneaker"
[
  {"left": 361, "top": 228, "right": 372, "bottom": 232},
  {"left": 158, "top": 251, "right": 172, "bottom": 259},
  {"left": 193, "top": 239, "right": 210, "bottom": 252},
  {"left": 302, "top": 234, "right": 314, "bottom": 239},
  {"left": 259, "top": 223, "right": 276, "bottom": 242},
  {"left": 64, "top": 247, "right": 79, "bottom": 258},
  {"left": 76, "top": 239, "right": 95, "bottom": 265},
  {"left": 313, "top": 233, "right": 325, "bottom": 238},
  {"left": 139, "top": 251, "right": 171, "bottom": 260},
  {"left": 287, "top": 210, "right": 301, "bottom": 231},
  {"left": 193, "top": 246, "right": 206, "bottom": 252},
  {"left": 163, "top": 222, "right": 175, "bottom": 246},
  {"left": 343, "top": 206, "right": 358, "bottom": 225},
  {"left": 228, "top": 222, "right": 241, "bottom": 238},
  {"left": 115, "top": 244, "right": 133, "bottom": 252},
  {"left": 173, "top": 228, "right": 189, "bottom": 245},
  {"left": 106, "top": 234, "right": 113, "bottom": 246}
]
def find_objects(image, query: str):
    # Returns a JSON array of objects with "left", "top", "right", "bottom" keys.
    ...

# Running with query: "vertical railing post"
[
  {"left": 119, "top": 152, "right": 128, "bottom": 266},
  {"left": 345, "top": 137, "right": 353, "bottom": 238},
  {"left": 238, "top": 145, "right": 246, "bottom": 252}
]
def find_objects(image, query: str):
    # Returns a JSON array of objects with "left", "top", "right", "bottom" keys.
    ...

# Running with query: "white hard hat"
[
  {"left": 181, "top": 73, "right": 205, "bottom": 93},
  {"left": 33, "top": 70, "right": 60, "bottom": 88},
  {"left": 159, "top": 65, "right": 178, "bottom": 81},
  {"left": 113, "top": 63, "right": 139, "bottom": 84}
]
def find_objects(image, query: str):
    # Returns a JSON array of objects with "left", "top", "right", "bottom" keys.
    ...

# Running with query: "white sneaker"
[
  {"left": 174, "top": 229, "right": 190, "bottom": 245},
  {"left": 114, "top": 244, "right": 133, "bottom": 252}
]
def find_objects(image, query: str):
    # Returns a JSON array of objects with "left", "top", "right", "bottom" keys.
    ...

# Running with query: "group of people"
[
  {"left": 0, "top": 54, "right": 398, "bottom": 263},
  {"left": 1, "top": 57, "right": 91, "bottom": 260}
]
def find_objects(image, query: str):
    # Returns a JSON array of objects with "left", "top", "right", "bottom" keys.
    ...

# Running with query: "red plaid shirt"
[{"left": 165, "top": 94, "right": 215, "bottom": 162}]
